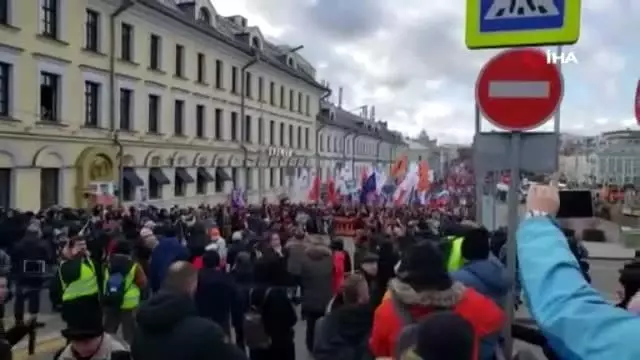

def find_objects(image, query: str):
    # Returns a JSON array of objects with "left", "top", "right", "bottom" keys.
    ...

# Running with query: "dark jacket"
[
  {"left": 194, "top": 268, "right": 244, "bottom": 343},
  {"left": 131, "top": 291, "right": 247, "bottom": 360},
  {"left": 11, "top": 231, "right": 52, "bottom": 286},
  {"left": 300, "top": 244, "right": 334, "bottom": 313},
  {"left": 148, "top": 237, "right": 189, "bottom": 292},
  {"left": 313, "top": 304, "right": 374, "bottom": 360}
]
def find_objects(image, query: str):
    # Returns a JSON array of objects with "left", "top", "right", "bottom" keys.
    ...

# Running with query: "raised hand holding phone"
[{"left": 526, "top": 173, "right": 560, "bottom": 216}]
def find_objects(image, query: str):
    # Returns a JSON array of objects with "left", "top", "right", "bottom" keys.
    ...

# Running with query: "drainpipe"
[
  {"left": 315, "top": 88, "right": 331, "bottom": 185},
  {"left": 109, "top": 0, "right": 134, "bottom": 206},
  {"left": 240, "top": 52, "right": 259, "bottom": 197}
]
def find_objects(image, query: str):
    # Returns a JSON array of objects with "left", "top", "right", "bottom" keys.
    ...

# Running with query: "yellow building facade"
[{"left": 0, "top": 0, "right": 325, "bottom": 210}]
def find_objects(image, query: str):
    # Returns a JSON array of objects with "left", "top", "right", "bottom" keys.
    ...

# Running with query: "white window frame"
[
  {"left": 37, "top": 59, "right": 67, "bottom": 122},
  {"left": 81, "top": 70, "right": 108, "bottom": 127},
  {"left": 0, "top": 45, "right": 19, "bottom": 118}
]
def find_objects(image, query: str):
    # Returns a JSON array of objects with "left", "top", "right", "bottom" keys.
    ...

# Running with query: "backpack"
[
  {"left": 243, "top": 287, "right": 272, "bottom": 349},
  {"left": 391, "top": 291, "right": 446, "bottom": 360},
  {"left": 103, "top": 264, "right": 133, "bottom": 308}
]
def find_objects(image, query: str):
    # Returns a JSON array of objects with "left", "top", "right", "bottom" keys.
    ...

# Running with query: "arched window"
[
  {"left": 198, "top": 8, "right": 211, "bottom": 24},
  {"left": 251, "top": 37, "right": 261, "bottom": 49}
]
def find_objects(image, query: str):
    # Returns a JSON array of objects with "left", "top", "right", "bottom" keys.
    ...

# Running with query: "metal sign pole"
[
  {"left": 474, "top": 103, "right": 483, "bottom": 222},
  {"left": 503, "top": 131, "right": 521, "bottom": 358}
]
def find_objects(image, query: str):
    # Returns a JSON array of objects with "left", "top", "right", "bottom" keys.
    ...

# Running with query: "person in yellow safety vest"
[
  {"left": 103, "top": 240, "right": 147, "bottom": 345},
  {"left": 57, "top": 237, "right": 102, "bottom": 327},
  {"left": 446, "top": 236, "right": 465, "bottom": 272}
]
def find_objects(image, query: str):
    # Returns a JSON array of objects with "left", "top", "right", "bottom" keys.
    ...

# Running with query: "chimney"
[
  {"left": 370, "top": 105, "right": 376, "bottom": 120},
  {"left": 338, "top": 87, "right": 343, "bottom": 108},
  {"left": 362, "top": 106, "right": 368, "bottom": 119}
]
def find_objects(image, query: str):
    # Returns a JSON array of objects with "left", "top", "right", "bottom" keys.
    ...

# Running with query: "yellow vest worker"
[
  {"left": 104, "top": 263, "right": 141, "bottom": 310},
  {"left": 59, "top": 258, "right": 99, "bottom": 302},
  {"left": 446, "top": 237, "right": 464, "bottom": 272}
]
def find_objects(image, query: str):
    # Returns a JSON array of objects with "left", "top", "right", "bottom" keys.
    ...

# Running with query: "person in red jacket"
[
  {"left": 330, "top": 239, "right": 352, "bottom": 294},
  {"left": 369, "top": 240, "right": 504, "bottom": 359}
]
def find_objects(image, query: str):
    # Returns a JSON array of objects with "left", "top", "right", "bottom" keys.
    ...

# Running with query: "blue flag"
[{"left": 359, "top": 173, "right": 376, "bottom": 204}]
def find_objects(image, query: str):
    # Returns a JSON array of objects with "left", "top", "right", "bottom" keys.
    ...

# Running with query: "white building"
[
  {"left": 0, "top": 0, "right": 326, "bottom": 209},
  {"left": 315, "top": 103, "right": 406, "bottom": 181}
]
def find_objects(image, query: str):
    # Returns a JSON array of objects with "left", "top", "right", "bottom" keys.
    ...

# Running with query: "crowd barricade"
[{"left": 333, "top": 216, "right": 356, "bottom": 237}]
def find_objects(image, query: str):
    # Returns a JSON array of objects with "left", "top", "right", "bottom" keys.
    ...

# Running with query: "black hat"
[
  {"left": 61, "top": 312, "right": 103, "bottom": 341},
  {"left": 415, "top": 311, "right": 474, "bottom": 360},
  {"left": 461, "top": 227, "right": 490, "bottom": 261},
  {"left": 396, "top": 240, "right": 452, "bottom": 291}
]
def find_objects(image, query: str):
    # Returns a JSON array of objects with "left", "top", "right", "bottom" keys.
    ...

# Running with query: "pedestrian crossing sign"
[{"left": 465, "top": 0, "right": 581, "bottom": 49}]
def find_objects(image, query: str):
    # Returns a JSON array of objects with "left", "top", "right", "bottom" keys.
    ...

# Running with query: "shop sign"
[{"left": 267, "top": 147, "right": 293, "bottom": 157}]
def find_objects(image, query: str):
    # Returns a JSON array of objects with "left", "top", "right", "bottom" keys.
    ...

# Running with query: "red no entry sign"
[{"left": 476, "top": 48, "right": 564, "bottom": 131}]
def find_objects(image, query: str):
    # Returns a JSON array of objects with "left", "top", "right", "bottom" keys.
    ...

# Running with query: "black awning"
[
  {"left": 175, "top": 168, "right": 195, "bottom": 183},
  {"left": 197, "top": 167, "right": 215, "bottom": 182},
  {"left": 122, "top": 168, "right": 144, "bottom": 187},
  {"left": 215, "top": 168, "right": 231, "bottom": 182},
  {"left": 149, "top": 168, "right": 171, "bottom": 185}
]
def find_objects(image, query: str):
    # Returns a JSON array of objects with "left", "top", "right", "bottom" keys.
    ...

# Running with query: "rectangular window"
[
  {"left": 40, "top": 72, "right": 59, "bottom": 121},
  {"left": 304, "top": 128, "right": 309, "bottom": 149},
  {"left": 279, "top": 123, "right": 284, "bottom": 146},
  {"left": 245, "top": 72, "right": 252, "bottom": 97},
  {"left": 0, "top": 0, "right": 8, "bottom": 24},
  {"left": 269, "top": 81, "right": 275, "bottom": 105},
  {"left": 175, "top": 44, "right": 184, "bottom": 77},
  {"left": 120, "top": 23, "right": 133, "bottom": 61},
  {"left": 230, "top": 112, "right": 238, "bottom": 141},
  {"left": 215, "top": 59, "right": 223, "bottom": 89},
  {"left": 279, "top": 86, "right": 285, "bottom": 108},
  {"left": 0, "top": 62, "right": 10, "bottom": 117},
  {"left": 214, "top": 108, "right": 222, "bottom": 140},
  {"left": 174, "top": 99, "right": 184, "bottom": 135},
  {"left": 288, "top": 124, "right": 293, "bottom": 147},
  {"left": 148, "top": 94, "right": 159, "bottom": 133},
  {"left": 40, "top": 168, "right": 59, "bottom": 209},
  {"left": 289, "top": 89, "right": 294, "bottom": 111},
  {"left": 279, "top": 168, "right": 284, "bottom": 186},
  {"left": 196, "top": 104, "right": 205, "bottom": 138},
  {"left": 245, "top": 168, "right": 252, "bottom": 190},
  {"left": 197, "top": 52, "right": 205, "bottom": 83},
  {"left": 269, "top": 120, "right": 275, "bottom": 145},
  {"left": 258, "top": 77, "right": 263, "bottom": 101},
  {"left": 148, "top": 169, "right": 162, "bottom": 199},
  {"left": 296, "top": 126, "right": 301, "bottom": 149},
  {"left": 305, "top": 95, "right": 310, "bottom": 116},
  {"left": 269, "top": 168, "right": 274, "bottom": 188},
  {"left": 231, "top": 168, "right": 238, "bottom": 187},
  {"left": 231, "top": 66, "right": 238, "bottom": 93},
  {"left": 196, "top": 169, "right": 207, "bottom": 195},
  {"left": 257, "top": 117, "right": 263, "bottom": 145},
  {"left": 119, "top": 88, "right": 132, "bottom": 130},
  {"left": 244, "top": 115, "right": 251, "bottom": 142},
  {"left": 85, "top": 9, "right": 99, "bottom": 51},
  {"left": 84, "top": 81, "right": 100, "bottom": 127},
  {"left": 149, "top": 34, "right": 161, "bottom": 70},
  {"left": 297, "top": 92, "right": 303, "bottom": 113},
  {"left": 41, "top": 0, "right": 58, "bottom": 38},
  {"left": 174, "top": 170, "right": 186, "bottom": 197}
]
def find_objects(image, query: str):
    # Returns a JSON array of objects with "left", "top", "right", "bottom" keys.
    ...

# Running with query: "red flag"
[
  {"left": 327, "top": 178, "right": 337, "bottom": 205},
  {"left": 308, "top": 175, "right": 321, "bottom": 202}
]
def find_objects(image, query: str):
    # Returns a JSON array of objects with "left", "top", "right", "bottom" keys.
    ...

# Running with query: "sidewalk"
[{"left": 584, "top": 242, "right": 635, "bottom": 261}]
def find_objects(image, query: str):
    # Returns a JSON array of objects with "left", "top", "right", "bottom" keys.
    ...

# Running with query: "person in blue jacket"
[
  {"left": 148, "top": 225, "right": 189, "bottom": 292},
  {"left": 517, "top": 182, "right": 640, "bottom": 360}
]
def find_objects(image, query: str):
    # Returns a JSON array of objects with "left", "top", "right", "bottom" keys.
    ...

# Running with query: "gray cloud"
[{"left": 231, "top": 0, "right": 638, "bottom": 143}]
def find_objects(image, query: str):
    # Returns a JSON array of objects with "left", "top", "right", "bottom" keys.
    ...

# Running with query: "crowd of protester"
[{"left": 1, "top": 180, "right": 640, "bottom": 359}]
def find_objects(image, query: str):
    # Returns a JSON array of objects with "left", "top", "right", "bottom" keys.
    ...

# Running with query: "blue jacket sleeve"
[{"left": 517, "top": 217, "right": 640, "bottom": 360}]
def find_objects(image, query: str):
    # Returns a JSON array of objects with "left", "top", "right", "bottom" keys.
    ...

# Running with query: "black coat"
[{"left": 132, "top": 291, "right": 247, "bottom": 360}]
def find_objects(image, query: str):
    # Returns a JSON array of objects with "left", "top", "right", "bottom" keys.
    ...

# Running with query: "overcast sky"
[{"left": 211, "top": 0, "right": 640, "bottom": 144}]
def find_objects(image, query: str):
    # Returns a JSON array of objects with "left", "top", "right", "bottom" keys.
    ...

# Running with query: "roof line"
[{"left": 137, "top": 0, "right": 327, "bottom": 91}]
